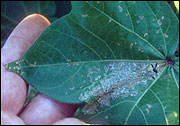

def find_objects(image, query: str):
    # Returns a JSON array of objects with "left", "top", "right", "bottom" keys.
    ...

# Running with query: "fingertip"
[
  {"left": 10, "top": 13, "right": 51, "bottom": 44},
  {"left": 22, "top": 14, "right": 50, "bottom": 25}
]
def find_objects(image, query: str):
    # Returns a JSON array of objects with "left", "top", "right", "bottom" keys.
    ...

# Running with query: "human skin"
[{"left": 1, "top": 14, "right": 86, "bottom": 125}]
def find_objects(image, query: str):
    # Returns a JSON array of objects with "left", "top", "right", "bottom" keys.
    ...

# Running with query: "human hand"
[{"left": 1, "top": 14, "right": 86, "bottom": 125}]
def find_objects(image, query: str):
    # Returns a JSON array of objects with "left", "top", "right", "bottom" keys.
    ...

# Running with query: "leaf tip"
[{"left": 4, "top": 59, "right": 26, "bottom": 75}]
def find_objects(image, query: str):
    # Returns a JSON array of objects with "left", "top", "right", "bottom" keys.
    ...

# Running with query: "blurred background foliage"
[{"left": 1, "top": 1, "right": 71, "bottom": 48}]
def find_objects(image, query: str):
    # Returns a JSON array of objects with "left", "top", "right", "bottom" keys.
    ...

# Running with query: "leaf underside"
[{"left": 6, "top": 1, "right": 179, "bottom": 125}]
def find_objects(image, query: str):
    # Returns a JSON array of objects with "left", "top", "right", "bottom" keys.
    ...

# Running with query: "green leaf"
[{"left": 5, "top": 1, "right": 179, "bottom": 125}]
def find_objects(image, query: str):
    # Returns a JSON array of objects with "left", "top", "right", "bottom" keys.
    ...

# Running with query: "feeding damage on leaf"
[
  {"left": 5, "top": 58, "right": 38, "bottom": 76},
  {"left": 79, "top": 61, "right": 165, "bottom": 115},
  {"left": 5, "top": 59, "right": 26, "bottom": 75}
]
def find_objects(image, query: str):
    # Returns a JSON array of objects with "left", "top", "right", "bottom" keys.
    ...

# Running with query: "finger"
[
  {"left": 1, "top": 110, "right": 25, "bottom": 125},
  {"left": 1, "top": 14, "right": 50, "bottom": 115},
  {"left": 52, "top": 118, "right": 87, "bottom": 125},
  {"left": 1, "top": 69, "right": 27, "bottom": 114},
  {"left": 19, "top": 94, "right": 79, "bottom": 125}
]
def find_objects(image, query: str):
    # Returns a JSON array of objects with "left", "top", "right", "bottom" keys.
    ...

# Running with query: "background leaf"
[
  {"left": 5, "top": 1, "right": 179, "bottom": 125},
  {"left": 1, "top": 1, "right": 71, "bottom": 48}
]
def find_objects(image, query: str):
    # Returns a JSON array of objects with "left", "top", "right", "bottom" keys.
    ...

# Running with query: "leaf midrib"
[{"left": 20, "top": 59, "right": 164, "bottom": 69}]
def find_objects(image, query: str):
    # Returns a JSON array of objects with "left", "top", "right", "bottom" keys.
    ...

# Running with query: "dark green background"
[{"left": 1, "top": 1, "right": 71, "bottom": 48}]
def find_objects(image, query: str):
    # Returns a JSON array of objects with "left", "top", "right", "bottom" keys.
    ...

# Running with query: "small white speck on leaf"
[
  {"left": 129, "top": 91, "right": 138, "bottom": 96},
  {"left": 95, "top": 75, "right": 101, "bottom": 81},
  {"left": 144, "top": 33, "right": 148, "bottom": 37},
  {"left": 136, "top": 20, "right": 140, "bottom": 24},
  {"left": 139, "top": 15, "right": 144, "bottom": 20},
  {"left": 146, "top": 108, "right": 150, "bottom": 114},
  {"left": 30, "top": 62, "right": 36, "bottom": 67},
  {"left": 118, "top": 5, "right": 123, "bottom": 12},
  {"left": 73, "top": 62, "right": 80, "bottom": 66},
  {"left": 164, "top": 33, "right": 168, "bottom": 38},
  {"left": 105, "top": 115, "right": 109, "bottom": 119},
  {"left": 16, "top": 61, "right": 20, "bottom": 64},
  {"left": 146, "top": 104, "right": 152, "bottom": 108},
  {"left": 69, "top": 86, "right": 75, "bottom": 90},
  {"left": 157, "top": 19, "right": 162, "bottom": 25},
  {"left": 109, "top": 18, "right": 112, "bottom": 23},
  {"left": 16, "top": 66, "right": 21, "bottom": 70},
  {"left": 94, "top": 66, "right": 100, "bottom": 71},
  {"left": 67, "top": 59, "right": 71, "bottom": 62},
  {"left": 67, "top": 63, "right": 71, "bottom": 67},
  {"left": 145, "top": 104, "right": 152, "bottom": 114},
  {"left": 20, "top": 71, "right": 24, "bottom": 75},
  {"left": 82, "top": 14, "right": 88, "bottom": 17},
  {"left": 161, "top": 16, "right": 164, "bottom": 20},
  {"left": 130, "top": 43, "right": 133, "bottom": 49},
  {"left": 117, "top": 43, "right": 120, "bottom": 46},
  {"left": 156, "top": 30, "right": 159, "bottom": 34}
]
